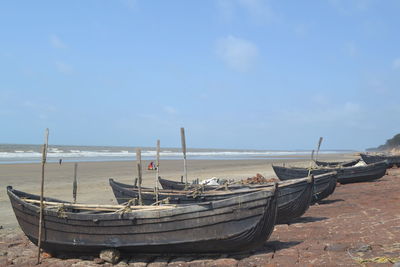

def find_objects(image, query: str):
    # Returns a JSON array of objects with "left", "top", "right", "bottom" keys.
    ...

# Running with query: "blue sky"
[{"left": 1, "top": 0, "right": 399, "bottom": 150}]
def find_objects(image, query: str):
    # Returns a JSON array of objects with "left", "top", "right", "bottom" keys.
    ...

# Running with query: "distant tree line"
[{"left": 367, "top": 133, "right": 400, "bottom": 151}]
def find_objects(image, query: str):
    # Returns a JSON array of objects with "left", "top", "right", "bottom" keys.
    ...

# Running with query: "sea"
[{"left": 0, "top": 144, "right": 354, "bottom": 164}]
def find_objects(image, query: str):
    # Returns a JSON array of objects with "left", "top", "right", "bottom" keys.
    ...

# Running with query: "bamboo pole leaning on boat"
[
  {"left": 73, "top": 163, "right": 78, "bottom": 204},
  {"left": 37, "top": 128, "right": 49, "bottom": 264},
  {"left": 136, "top": 148, "right": 143, "bottom": 205},
  {"left": 308, "top": 150, "right": 315, "bottom": 177},
  {"left": 315, "top": 137, "right": 323, "bottom": 163},
  {"left": 155, "top": 140, "right": 160, "bottom": 203},
  {"left": 180, "top": 127, "right": 188, "bottom": 188}
]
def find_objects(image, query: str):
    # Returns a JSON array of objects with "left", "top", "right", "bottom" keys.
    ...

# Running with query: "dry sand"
[{"left": 0, "top": 153, "right": 356, "bottom": 230}]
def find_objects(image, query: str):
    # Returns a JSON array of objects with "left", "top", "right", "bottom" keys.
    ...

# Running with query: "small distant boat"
[
  {"left": 110, "top": 177, "right": 314, "bottom": 224},
  {"left": 314, "top": 158, "right": 360, "bottom": 168},
  {"left": 360, "top": 153, "right": 400, "bottom": 168},
  {"left": 7, "top": 185, "right": 278, "bottom": 254},
  {"left": 272, "top": 161, "right": 388, "bottom": 184}
]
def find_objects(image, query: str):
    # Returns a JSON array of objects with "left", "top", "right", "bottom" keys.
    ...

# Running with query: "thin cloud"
[
  {"left": 122, "top": 0, "right": 137, "bottom": 9},
  {"left": 217, "top": 0, "right": 278, "bottom": 24},
  {"left": 217, "top": 0, "right": 235, "bottom": 22},
  {"left": 238, "top": 0, "right": 277, "bottom": 23},
  {"left": 392, "top": 58, "right": 400, "bottom": 70},
  {"left": 216, "top": 35, "right": 259, "bottom": 72},
  {"left": 294, "top": 24, "right": 308, "bottom": 38},
  {"left": 55, "top": 61, "right": 73, "bottom": 74},
  {"left": 328, "top": 0, "right": 374, "bottom": 14},
  {"left": 163, "top": 106, "right": 178, "bottom": 115},
  {"left": 278, "top": 102, "right": 364, "bottom": 128},
  {"left": 345, "top": 41, "right": 358, "bottom": 57},
  {"left": 50, "top": 35, "right": 67, "bottom": 49}
]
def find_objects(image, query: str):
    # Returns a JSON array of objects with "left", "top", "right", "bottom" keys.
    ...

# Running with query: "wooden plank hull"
[
  {"left": 271, "top": 168, "right": 338, "bottom": 202},
  {"left": 158, "top": 177, "right": 187, "bottom": 190},
  {"left": 7, "top": 186, "right": 277, "bottom": 255},
  {"left": 272, "top": 165, "right": 334, "bottom": 180},
  {"left": 273, "top": 161, "right": 387, "bottom": 184},
  {"left": 110, "top": 178, "right": 313, "bottom": 225},
  {"left": 360, "top": 153, "right": 400, "bottom": 168},
  {"left": 315, "top": 159, "right": 360, "bottom": 167},
  {"left": 336, "top": 161, "right": 388, "bottom": 184},
  {"left": 312, "top": 172, "right": 337, "bottom": 202}
]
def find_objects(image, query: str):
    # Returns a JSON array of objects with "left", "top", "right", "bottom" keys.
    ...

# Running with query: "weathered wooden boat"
[
  {"left": 272, "top": 161, "right": 387, "bottom": 184},
  {"left": 360, "top": 153, "right": 400, "bottom": 168},
  {"left": 158, "top": 177, "right": 220, "bottom": 190},
  {"left": 270, "top": 168, "right": 337, "bottom": 202},
  {"left": 336, "top": 160, "right": 388, "bottom": 184},
  {"left": 110, "top": 177, "right": 313, "bottom": 224},
  {"left": 311, "top": 172, "right": 337, "bottom": 203},
  {"left": 272, "top": 164, "right": 335, "bottom": 180},
  {"left": 7, "top": 185, "right": 278, "bottom": 254},
  {"left": 158, "top": 177, "right": 186, "bottom": 190},
  {"left": 315, "top": 158, "right": 360, "bottom": 167}
]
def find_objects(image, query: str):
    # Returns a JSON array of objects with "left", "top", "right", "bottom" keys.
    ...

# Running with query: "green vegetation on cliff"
[{"left": 368, "top": 134, "right": 400, "bottom": 151}]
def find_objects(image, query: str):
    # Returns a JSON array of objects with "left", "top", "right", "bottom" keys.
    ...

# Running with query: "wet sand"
[{"left": 0, "top": 153, "right": 356, "bottom": 229}]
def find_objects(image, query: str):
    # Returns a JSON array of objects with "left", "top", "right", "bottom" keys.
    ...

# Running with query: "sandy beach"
[
  {"left": 0, "top": 153, "right": 356, "bottom": 229},
  {"left": 1, "top": 152, "right": 400, "bottom": 266}
]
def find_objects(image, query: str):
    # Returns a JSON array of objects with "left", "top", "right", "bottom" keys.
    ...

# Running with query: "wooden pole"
[
  {"left": 180, "top": 127, "right": 188, "bottom": 186},
  {"left": 155, "top": 140, "right": 160, "bottom": 203},
  {"left": 23, "top": 199, "right": 175, "bottom": 210},
  {"left": 308, "top": 149, "right": 315, "bottom": 177},
  {"left": 136, "top": 148, "right": 143, "bottom": 205},
  {"left": 73, "top": 163, "right": 78, "bottom": 203},
  {"left": 315, "top": 137, "right": 323, "bottom": 162},
  {"left": 37, "top": 128, "right": 49, "bottom": 264}
]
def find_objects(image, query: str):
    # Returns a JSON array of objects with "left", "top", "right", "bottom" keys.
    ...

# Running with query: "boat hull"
[
  {"left": 110, "top": 178, "right": 313, "bottom": 225},
  {"left": 315, "top": 159, "right": 360, "bottom": 167},
  {"left": 360, "top": 154, "right": 400, "bottom": 168},
  {"left": 273, "top": 161, "right": 387, "bottom": 185},
  {"left": 7, "top": 186, "right": 277, "bottom": 255}
]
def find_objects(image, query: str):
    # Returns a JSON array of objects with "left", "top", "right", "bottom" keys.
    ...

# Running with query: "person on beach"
[
  {"left": 148, "top": 161, "right": 156, "bottom": 170},
  {"left": 59, "top": 159, "right": 62, "bottom": 165}
]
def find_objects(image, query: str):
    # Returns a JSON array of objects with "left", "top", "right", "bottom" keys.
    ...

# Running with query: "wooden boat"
[
  {"left": 360, "top": 153, "right": 400, "bottom": 168},
  {"left": 110, "top": 177, "right": 314, "bottom": 224},
  {"left": 314, "top": 158, "right": 360, "bottom": 167},
  {"left": 312, "top": 172, "right": 337, "bottom": 202},
  {"left": 272, "top": 165, "right": 334, "bottom": 180},
  {"left": 157, "top": 177, "right": 218, "bottom": 190},
  {"left": 272, "top": 161, "right": 388, "bottom": 184},
  {"left": 336, "top": 160, "right": 388, "bottom": 184},
  {"left": 7, "top": 185, "right": 277, "bottom": 254}
]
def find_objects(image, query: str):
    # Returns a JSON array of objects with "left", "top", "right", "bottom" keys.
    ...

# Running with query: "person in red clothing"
[{"left": 148, "top": 161, "right": 155, "bottom": 170}]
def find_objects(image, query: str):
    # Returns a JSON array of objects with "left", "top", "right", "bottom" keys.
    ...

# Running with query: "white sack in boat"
[{"left": 200, "top": 177, "right": 220, "bottom": 186}]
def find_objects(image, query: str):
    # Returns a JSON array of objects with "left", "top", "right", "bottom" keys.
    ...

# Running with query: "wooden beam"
[
  {"left": 180, "top": 127, "right": 188, "bottom": 186},
  {"left": 37, "top": 128, "right": 49, "bottom": 264},
  {"left": 136, "top": 148, "right": 143, "bottom": 205},
  {"left": 73, "top": 163, "right": 78, "bottom": 203},
  {"left": 155, "top": 140, "right": 160, "bottom": 203}
]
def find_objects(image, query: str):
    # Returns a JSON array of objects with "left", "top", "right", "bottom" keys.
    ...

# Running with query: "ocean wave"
[{"left": 0, "top": 149, "right": 344, "bottom": 162}]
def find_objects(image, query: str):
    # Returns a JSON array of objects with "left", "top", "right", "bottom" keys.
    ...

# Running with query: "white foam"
[{"left": 0, "top": 148, "right": 347, "bottom": 163}]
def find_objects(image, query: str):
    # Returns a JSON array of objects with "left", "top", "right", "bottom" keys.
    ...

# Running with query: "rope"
[{"left": 56, "top": 204, "right": 67, "bottom": 218}]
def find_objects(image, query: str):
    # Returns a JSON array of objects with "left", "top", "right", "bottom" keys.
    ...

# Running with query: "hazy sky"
[{"left": 1, "top": 0, "right": 399, "bottom": 150}]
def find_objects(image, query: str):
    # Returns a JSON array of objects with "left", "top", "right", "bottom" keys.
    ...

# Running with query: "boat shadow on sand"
[
  {"left": 315, "top": 199, "right": 345, "bottom": 205},
  {"left": 285, "top": 216, "right": 328, "bottom": 225},
  {"left": 51, "top": 240, "right": 303, "bottom": 263}
]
